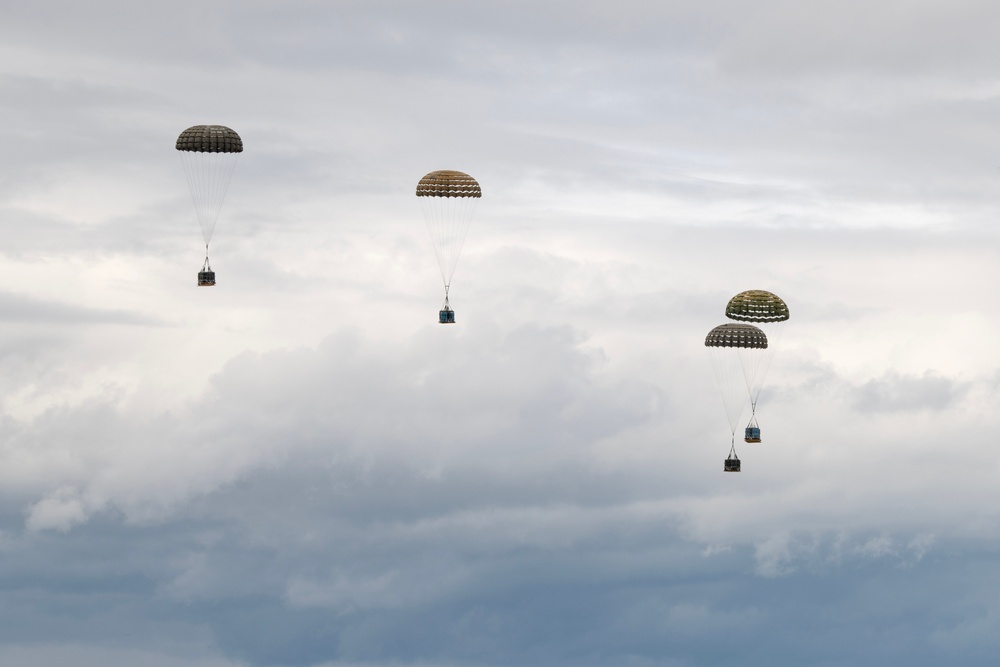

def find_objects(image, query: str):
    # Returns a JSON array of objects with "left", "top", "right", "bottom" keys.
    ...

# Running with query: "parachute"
[
  {"left": 416, "top": 170, "right": 481, "bottom": 323},
  {"left": 176, "top": 125, "right": 243, "bottom": 286},
  {"left": 705, "top": 323, "right": 769, "bottom": 472},
  {"left": 725, "top": 290, "right": 789, "bottom": 441}
]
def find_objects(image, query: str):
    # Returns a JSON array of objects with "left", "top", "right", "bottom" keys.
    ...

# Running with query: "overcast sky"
[{"left": 1, "top": 1, "right": 1000, "bottom": 665}]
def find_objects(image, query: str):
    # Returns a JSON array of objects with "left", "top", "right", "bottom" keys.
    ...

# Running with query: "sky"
[{"left": 1, "top": 0, "right": 999, "bottom": 665}]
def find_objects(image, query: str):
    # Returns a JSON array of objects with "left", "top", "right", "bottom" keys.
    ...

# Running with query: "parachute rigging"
[
  {"left": 724, "top": 290, "right": 789, "bottom": 441},
  {"left": 416, "top": 170, "right": 481, "bottom": 323},
  {"left": 705, "top": 323, "right": 768, "bottom": 472},
  {"left": 176, "top": 125, "right": 243, "bottom": 286}
]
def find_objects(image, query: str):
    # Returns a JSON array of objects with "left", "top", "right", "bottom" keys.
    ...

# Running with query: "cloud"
[
  {"left": 852, "top": 370, "right": 970, "bottom": 413},
  {"left": 0, "top": 645, "right": 244, "bottom": 667},
  {"left": 24, "top": 486, "right": 89, "bottom": 532},
  {"left": 6, "top": 319, "right": 656, "bottom": 531},
  {"left": 0, "top": 291, "right": 161, "bottom": 326},
  {"left": 2, "top": 1, "right": 1000, "bottom": 665}
]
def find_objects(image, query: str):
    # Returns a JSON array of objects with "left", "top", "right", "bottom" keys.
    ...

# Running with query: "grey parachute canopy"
[
  {"left": 705, "top": 323, "right": 769, "bottom": 349},
  {"left": 176, "top": 125, "right": 243, "bottom": 153},
  {"left": 725, "top": 290, "right": 789, "bottom": 323}
]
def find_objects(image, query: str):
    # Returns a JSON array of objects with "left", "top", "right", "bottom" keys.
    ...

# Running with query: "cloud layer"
[{"left": 1, "top": 1, "right": 1000, "bottom": 666}]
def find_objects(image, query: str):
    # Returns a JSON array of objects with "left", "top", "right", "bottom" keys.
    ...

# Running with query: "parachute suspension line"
[
  {"left": 420, "top": 194, "right": 478, "bottom": 287},
  {"left": 202, "top": 244, "right": 212, "bottom": 272},
  {"left": 740, "top": 319, "right": 785, "bottom": 411},
  {"left": 178, "top": 150, "right": 240, "bottom": 247},
  {"left": 707, "top": 342, "right": 749, "bottom": 437},
  {"left": 416, "top": 171, "right": 480, "bottom": 324}
]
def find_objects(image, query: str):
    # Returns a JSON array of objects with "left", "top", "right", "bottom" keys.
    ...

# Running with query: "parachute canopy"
[
  {"left": 176, "top": 125, "right": 243, "bottom": 153},
  {"left": 725, "top": 290, "right": 789, "bottom": 323},
  {"left": 416, "top": 170, "right": 481, "bottom": 198},
  {"left": 705, "top": 323, "right": 769, "bottom": 349}
]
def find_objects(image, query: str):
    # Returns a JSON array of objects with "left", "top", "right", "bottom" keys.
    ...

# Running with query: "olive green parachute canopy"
[
  {"left": 416, "top": 170, "right": 482, "bottom": 198},
  {"left": 176, "top": 125, "right": 243, "bottom": 153},
  {"left": 725, "top": 290, "right": 789, "bottom": 323},
  {"left": 705, "top": 323, "right": 768, "bottom": 349}
]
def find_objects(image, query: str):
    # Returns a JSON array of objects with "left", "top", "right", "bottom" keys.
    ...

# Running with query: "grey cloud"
[
  {"left": 0, "top": 291, "right": 161, "bottom": 326},
  {"left": 4, "top": 1, "right": 1000, "bottom": 665},
  {"left": 852, "top": 370, "right": 969, "bottom": 413},
  {"left": 0, "top": 75, "right": 173, "bottom": 189},
  {"left": 0, "top": 300, "right": 992, "bottom": 666},
  {"left": 0, "top": 646, "right": 241, "bottom": 667},
  {"left": 0, "top": 315, "right": 997, "bottom": 667},
  {"left": 3, "top": 486, "right": 990, "bottom": 667},
  {"left": 6, "top": 320, "right": 657, "bottom": 531},
  {"left": 714, "top": 0, "right": 1000, "bottom": 80}
]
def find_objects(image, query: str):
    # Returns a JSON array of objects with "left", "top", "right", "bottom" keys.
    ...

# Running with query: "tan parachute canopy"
[
  {"left": 176, "top": 125, "right": 244, "bottom": 153},
  {"left": 725, "top": 290, "right": 789, "bottom": 323},
  {"left": 416, "top": 170, "right": 481, "bottom": 198},
  {"left": 704, "top": 323, "right": 769, "bottom": 349}
]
